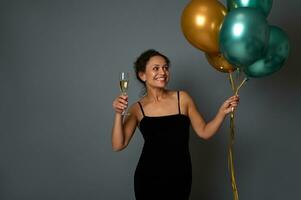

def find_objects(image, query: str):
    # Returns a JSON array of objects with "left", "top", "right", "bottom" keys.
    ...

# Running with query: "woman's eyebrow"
[{"left": 152, "top": 63, "right": 167, "bottom": 67}]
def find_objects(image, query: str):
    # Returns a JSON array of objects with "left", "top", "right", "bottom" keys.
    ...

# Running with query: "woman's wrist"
[
  {"left": 217, "top": 109, "right": 227, "bottom": 119},
  {"left": 115, "top": 112, "right": 123, "bottom": 119}
]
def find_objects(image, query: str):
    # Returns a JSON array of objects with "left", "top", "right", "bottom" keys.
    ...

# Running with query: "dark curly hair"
[{"left": 134, "top": 49, "right": 170, "bottom": 85}]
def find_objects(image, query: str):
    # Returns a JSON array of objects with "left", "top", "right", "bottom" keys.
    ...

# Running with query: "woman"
[{"left": 112, "top": 49, "right": 239, "bottom": 200}]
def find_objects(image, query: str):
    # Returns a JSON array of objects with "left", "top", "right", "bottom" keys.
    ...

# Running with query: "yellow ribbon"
[{"left": 228, "top": 72, "right": 248, "bottom": 200}]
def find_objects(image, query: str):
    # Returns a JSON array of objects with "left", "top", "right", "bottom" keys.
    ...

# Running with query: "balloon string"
[
  {"left": 229, "top": 71, "right": 248, "bottom": 94},
  {"left": 229, "top": 111, "right": 239, "bottom": 200},
  {"left": 235, "top": 78, "right": 248, "bottom": 95},
  {"left": 227, "top": 72, "right": 248, "bottom": 200},
  {"left": 229, "top": 72, "right": 236, "bottom": 92}
]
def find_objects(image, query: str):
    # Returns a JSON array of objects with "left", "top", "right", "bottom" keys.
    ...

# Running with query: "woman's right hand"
[
  {"left": 112, "top": 94, "right": 128, "bottom": 114},
  {"left": 218, "top": 95, "right": 239, "bottom": 115}
]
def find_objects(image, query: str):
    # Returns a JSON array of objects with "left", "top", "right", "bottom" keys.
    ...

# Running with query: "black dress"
[{"left": 134, "top": 91, "right": 192, "bottom": 200}]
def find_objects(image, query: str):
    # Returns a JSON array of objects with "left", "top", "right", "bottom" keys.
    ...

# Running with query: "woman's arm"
[
  {"left": 182, "top": 91, "right": 239, "bottom": 140},
  {"left": 111, "top": 95, "right": 138, "bottom": 151}
]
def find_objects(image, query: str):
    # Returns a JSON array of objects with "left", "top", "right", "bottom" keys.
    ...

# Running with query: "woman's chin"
[
  {"left": 147, "top": 80, "right": 169, "bottom": 89},
  {"left": 157, "top": 83, "right": 168, "bottom": 89},
  {"left": 150, "top": 84, "right": 167, "bottom": 89}
]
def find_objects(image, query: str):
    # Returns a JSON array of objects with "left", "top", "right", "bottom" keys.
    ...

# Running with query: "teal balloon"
[
  {"left": 227, "top": 0, "right": 273, "bottom": 17},
  {"left": 219, "top": 7, "right": 270, "bottom": 68},
  {"left": 244, "top": 26, "right": 290, "bottom": 78}
]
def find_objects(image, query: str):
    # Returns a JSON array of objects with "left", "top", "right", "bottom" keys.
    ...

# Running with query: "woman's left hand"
[{"left": 219, "top": 95, "right": 240, "bottom": 115}]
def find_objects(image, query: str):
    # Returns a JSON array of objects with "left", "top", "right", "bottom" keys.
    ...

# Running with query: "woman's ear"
[{"left": 139, "top": 72, "right": 146, "bottom": 82}]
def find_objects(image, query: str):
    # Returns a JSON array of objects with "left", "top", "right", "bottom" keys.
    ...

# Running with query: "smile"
[{"left": 155, "top": 76, "right": 167, "bottom": 81}]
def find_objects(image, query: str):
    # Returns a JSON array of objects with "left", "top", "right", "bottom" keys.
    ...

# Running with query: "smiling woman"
[
  {"left": 138, "top": 55, "right": 170, "bottom": 91},
  {"left": 133, "top": 49, "right": 170, "bottom": 86},
  {"left": 111, "top": 49, "right": 239, "bottom": 199}
]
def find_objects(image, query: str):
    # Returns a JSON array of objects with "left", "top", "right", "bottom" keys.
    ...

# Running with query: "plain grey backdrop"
[{"left": 0, "top": 0, "right": 300, "bottom": 199}]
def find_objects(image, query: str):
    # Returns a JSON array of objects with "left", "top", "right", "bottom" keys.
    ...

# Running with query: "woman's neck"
[{"left": 145, "top": 87, "right": 168, "bottom": 102}]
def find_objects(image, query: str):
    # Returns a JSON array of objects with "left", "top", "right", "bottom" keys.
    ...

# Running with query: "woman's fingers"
[
  {"left": 113, "top": 95, "right": 128, "bottom": 113},
  {"left": 119, "top": 94, "right": 128, "bottom": 101},
  {"left": 221, "top": 95, "right": 240, "bottom": 114},
  {"left": 229, "top": 95, "right": 239, "bottom": 101},
  {"left": 228, "top": 96, "right": 239, "bottom": 103},
  {"left": 118, "top": 98, "right": 128, "bottom": 106},
  {"left": 229, "top": 101, "right": 238, "bottom": 107}
]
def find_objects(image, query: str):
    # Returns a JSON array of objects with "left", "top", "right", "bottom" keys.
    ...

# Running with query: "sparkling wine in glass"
[{"left": 119, "top": 72, "right": 129, "bottom": 115}]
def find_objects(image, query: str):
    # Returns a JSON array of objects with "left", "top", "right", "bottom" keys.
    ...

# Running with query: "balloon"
[
  {"left": 181, "top": 0, "right": 227, "bottom": 53},
  {"left": 219, "top": 7, "right": 270, "bottom": 68},
  {"left": 205, "top": 52, "right": 236, "bottom": 73},
  {"left": 243, "top": 26, "right": 290, "bottom": 78},
  {"left": 227, "top": 0, "right": 273, "bottom": 17}
]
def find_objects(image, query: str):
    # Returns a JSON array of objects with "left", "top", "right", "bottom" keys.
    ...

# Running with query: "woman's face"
[{"left": 140, "top": 55, "right": 170, "bottom": 89}]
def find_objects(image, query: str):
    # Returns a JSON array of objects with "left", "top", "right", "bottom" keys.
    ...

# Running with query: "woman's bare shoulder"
[
  {"left": 127, "top": 100, "right": 144, "bottom": 120},
  {"left": 179, "top": 90, "right": 193, "bottom": 102}
]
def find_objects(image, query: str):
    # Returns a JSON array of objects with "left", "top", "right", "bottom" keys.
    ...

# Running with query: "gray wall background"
[{"left": 0, "top": 0, "right": 300, "bottom": 199}]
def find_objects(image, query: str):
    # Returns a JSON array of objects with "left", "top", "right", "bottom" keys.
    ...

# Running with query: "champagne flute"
[{"left": 119, "top": 72, "right": 129, "bottom": 115}]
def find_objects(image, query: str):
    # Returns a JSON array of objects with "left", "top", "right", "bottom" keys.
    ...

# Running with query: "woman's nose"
[{"left": 158, "top": 67, "right": 167, "bottom": 74}]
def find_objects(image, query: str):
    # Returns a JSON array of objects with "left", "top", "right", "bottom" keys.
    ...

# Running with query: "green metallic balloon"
[
  {"left": 243, "top": 26, "right": 290, "bottom": 78},
  {"left": 219, "top": 7, "right": 270, "bottom": 68},
  {"left": 227, "top": 0, "right": 273, "bottom": 17}
]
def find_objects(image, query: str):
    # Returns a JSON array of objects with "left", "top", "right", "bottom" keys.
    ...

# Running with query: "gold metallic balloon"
[
  {"left": 181, "top": 0, "right": 227, "bottom": 53},
  {"left": 205, "top": 52, "right": 235, "bottom": 73}
]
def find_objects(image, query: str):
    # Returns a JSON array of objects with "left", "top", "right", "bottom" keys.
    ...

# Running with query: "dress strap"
[
  {"left": 177, "top": 91, "right": 181, "bottom": 114},
  {"left": 137, "top": 102, "right": 145, "bottom": 117}
]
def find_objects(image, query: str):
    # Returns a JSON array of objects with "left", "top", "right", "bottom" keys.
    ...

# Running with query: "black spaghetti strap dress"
[{"left": 134, "top": 91, "right": 192, "bottom": 200}]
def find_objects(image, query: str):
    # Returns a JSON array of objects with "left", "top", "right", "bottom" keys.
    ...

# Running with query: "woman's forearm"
[
  {"left": 202, "top": 111, "right": 226, "bottom": 139},
  {"left": 111, "top": 113, "right": 126, "bottom": 151}
]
